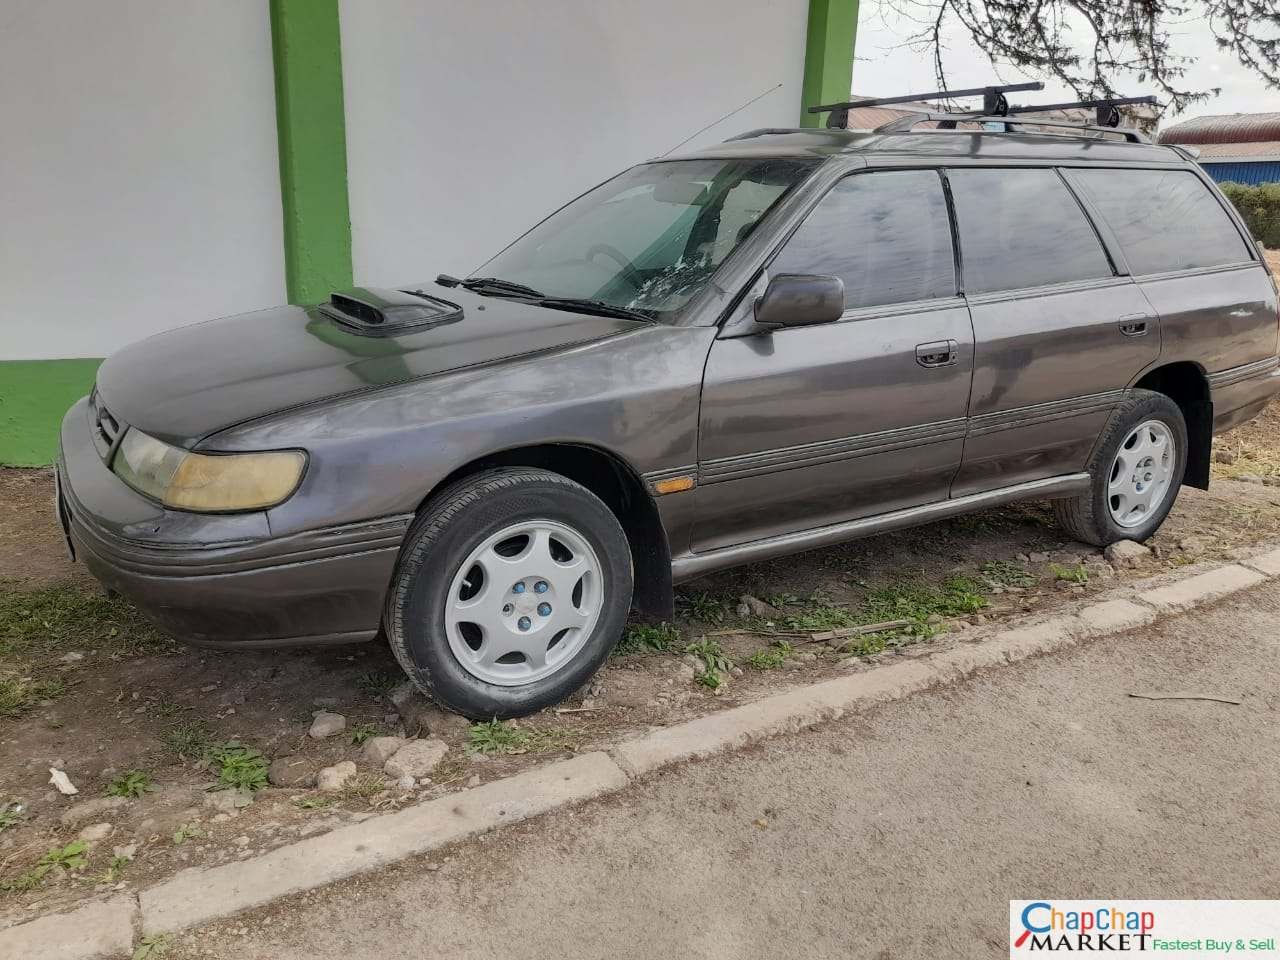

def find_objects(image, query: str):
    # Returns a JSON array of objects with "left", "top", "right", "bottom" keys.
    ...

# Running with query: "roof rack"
[
  {"left": 808, "top": 82, "right": 1044, "bottom": 129},
  {"left": 875, "top": 104, "right": 1155, "bottom": 144}
]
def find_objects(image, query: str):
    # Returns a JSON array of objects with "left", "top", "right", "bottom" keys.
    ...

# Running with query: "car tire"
[
  {"left": 384, "top": 467, "right": 634, "bottom": 719},
  {"left": 1053, "top": 389, "right": 1188, "bottom": 547}
]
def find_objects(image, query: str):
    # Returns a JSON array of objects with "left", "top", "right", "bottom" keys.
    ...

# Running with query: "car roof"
[{"left": 666, "top": 128, "right": 1188, "bottom": 166}]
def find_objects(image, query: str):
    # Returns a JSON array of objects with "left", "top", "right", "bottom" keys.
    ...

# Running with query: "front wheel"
[
  {"left": 1053, "top": 389, "right": 1188, "bottom": 546},
  {"left": 384, "top": 468, "right": 633, "bottom": 719}
]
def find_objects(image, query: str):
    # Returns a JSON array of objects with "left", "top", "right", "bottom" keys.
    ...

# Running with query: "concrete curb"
[{"left": 6, "top": 543, "right": 1280, "bottom": 957}]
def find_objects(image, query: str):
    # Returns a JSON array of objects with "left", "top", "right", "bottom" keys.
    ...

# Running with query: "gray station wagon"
[{"left": 56, "top": 107, "right": 1280, "bottom": 717}]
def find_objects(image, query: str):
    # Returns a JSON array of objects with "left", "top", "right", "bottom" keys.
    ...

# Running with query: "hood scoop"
[{"left": 319, "top": 286, "right": 462, "bottom": 337}]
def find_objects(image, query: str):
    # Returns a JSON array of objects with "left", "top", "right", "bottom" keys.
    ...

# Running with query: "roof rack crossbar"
[
  {"left": 808, "top": 82, "right": 1043, "bottom": 129},
  {"left": 1002, "top": 94, "right": 1159, "bottom": 127},
  {"left": 874, "top": 111, "right": 1152, "bottom": 143}
]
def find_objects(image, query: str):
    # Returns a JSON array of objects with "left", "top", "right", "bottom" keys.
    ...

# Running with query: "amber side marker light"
[{"left": 653, "top": 475, "right": 695, "bottom": 495}]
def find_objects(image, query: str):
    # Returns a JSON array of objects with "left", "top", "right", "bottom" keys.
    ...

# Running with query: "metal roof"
[
  {"left": 1190, "top": 140, "right": 1280, "bottom": 162},
  {"left": 1159, "top": 112, "right": 1280, "bottom": 146}
]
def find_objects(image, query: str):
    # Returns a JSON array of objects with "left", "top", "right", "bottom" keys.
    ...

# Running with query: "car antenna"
[{"left": 659, "top": 82, "right": 784, "bottom": 157}]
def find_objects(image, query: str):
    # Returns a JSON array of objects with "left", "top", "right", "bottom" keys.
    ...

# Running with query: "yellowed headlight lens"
[{"left": 163, "top": 450, "right": 307, "bottom": 511}]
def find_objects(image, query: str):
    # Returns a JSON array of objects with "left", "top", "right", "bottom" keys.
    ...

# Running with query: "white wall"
[
  {"left": 339, "top": 0, "right": 810, "bottom": 285},
  {"left": 0, "top": 1, "right": 285, "bottom": 361}
]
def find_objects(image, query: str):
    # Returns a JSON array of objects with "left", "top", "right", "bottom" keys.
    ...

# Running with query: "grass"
[
  {"left": 2, "top": 840, "right": 88, "bottom": 893},
  {"left": 676, "top": 592, "right": 729, "bottom": 624},
  {"left": 204, "top": 741, "right": 269, "bottom": 792},
  {"left": 0, "top": 581, "right": 173, "bottom": 660},
  {"left": 467, "top": 719, "right": 582, "bottom": 756},
  {"left": 979, "top": 558, "right": 1037, "bottom": 588},
  {"left": 132, "top": 934, "right": 171, "bottom": 960},
  {"left": 1050, "top": 562, "right": 1089, "bottom": 584},
  {"left": 745, "top": 640, "right": 793, "bottom": 670},
  {"left": 172, "top": 823, "right": 203, "bottom": 844},
  {"left": 0, "top": 673, "right": 67, "bottom": 718},
  {"left": 292, "top": 795, "right": 336, "bottom": 810},
  {"left": 0, "top": 803, "right": 22, "bottom": 832},
  {"left": 349, "top": 721, "right": 385, "bottom": 746},
  {"left": 685, "top": 637, "right": 733, "bottom": 688},
  {"left": 161, "top": 719, "right": 213, "bottom": 760},
  {"left": 613, "top": 622, "right": 681, "bottom": 656},
  {"left": 106, "top": 770, "right": 153, "bottom": 798},
  {"left": 356, "top": 671, "right": 401, "bottom": 697}
]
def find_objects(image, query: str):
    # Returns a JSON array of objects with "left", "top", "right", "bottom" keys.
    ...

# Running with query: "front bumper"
[{"left": 57, "top": 397, "right": 409, "bottom": 646}]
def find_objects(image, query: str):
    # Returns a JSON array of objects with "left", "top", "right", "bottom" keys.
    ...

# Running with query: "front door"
[{"left": 693, "top": 168, "right": 975, "bottom": 553}]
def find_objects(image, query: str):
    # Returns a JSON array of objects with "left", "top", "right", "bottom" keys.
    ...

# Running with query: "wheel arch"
[
  {"left": 1133, "top": 361, "right": 1212, "bottom": 490},
  {"left": 421, "top": 443, "right": 674, "bottom": 621}
]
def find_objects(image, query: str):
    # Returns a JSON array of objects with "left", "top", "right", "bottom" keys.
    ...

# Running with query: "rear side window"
[
  {"left": 1071, "top": 169, "right": 1253, "bottom": 275},
  {"left": 769, "top": 169, "right": 956, "bottom": 311},
  {"left": 947, "top": 168, "right": 1113, "bottom": 294}
]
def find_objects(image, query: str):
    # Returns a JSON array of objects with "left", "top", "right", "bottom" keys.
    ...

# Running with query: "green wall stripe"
[
  {"left": 269, "top": 0, "right": 353, "bottom": 304},
  {"left": 800, "top": 0, "right": 860, "bottom": 128},
  {"left": 0, "top": 359, "right": 102, "bottom": 467}
]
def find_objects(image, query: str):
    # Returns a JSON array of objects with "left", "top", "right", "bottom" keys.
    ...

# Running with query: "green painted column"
[
  {"left": 800, "top": 0, "right": 860, "bottom": 127},
  {"left": 269, "top": 0, "right": 353, "bottom": 303}
]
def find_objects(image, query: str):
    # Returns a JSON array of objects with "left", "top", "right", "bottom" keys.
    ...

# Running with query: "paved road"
[{"left": 176, "top": 583, "right": 1280, "bottom": 959}]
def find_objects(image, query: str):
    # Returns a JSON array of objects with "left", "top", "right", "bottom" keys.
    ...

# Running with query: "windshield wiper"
[
  {"left": 458, "top": 276, "right": 546, "bottom": 299},
  {"left": 534, "top": 298, "right": 656, "bottom": 323}
]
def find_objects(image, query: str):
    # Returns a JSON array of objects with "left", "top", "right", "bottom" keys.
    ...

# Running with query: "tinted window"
[
  {"left": 947, "top": 168, "right": 1113, "bottom": 294},
  {"left": 769, "top": 170, "right": 956, "bottom": 311},
  {"left": 1072, "top": 169, "right": 1253, "bottom": 275}
]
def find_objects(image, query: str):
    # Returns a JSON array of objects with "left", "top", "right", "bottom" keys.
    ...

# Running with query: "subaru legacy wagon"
[{"left": 56, "top": 119, "right": 1280, "bottom": 717}]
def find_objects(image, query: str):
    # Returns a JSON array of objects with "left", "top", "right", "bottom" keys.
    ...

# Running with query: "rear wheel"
[
  {"left": 1053, "top": 389, "right": 1187, "bottom": 546},
  {"left": 384, "top": 468, "right": 633, "bottom": 719}
]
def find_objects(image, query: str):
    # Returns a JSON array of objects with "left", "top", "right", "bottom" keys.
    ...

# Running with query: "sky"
[{"left": 854, "top": 0, "right": 1278, "bottom": 124}]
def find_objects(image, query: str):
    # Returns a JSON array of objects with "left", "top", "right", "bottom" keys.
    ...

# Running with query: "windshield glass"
[{"left": 475, "top": 157, "right": 819, "bottom": 319}]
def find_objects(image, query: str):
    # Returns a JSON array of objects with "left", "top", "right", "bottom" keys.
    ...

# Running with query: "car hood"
[{"left": 94, "top": 287, "right": 643, "bottom": 447}]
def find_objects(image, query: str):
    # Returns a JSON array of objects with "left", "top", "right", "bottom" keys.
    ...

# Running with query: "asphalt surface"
[{"left": 176, "top": 582, "right": 1280, "bottom": 959}]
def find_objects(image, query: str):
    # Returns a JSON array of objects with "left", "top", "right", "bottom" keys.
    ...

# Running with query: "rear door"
[
  {"left": 946, "top": 166, "right": 1160, "bottom": 496},
  {"left": 693, "top": 168, "right": 973, "bottom": 552}
]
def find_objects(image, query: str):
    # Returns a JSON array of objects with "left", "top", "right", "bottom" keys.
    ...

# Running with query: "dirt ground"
[
  {"left": 169, "top": 577, "right": 1280, "bottom": 960},
  {"left": 3, "top": 246, "right": 1280, "bottom": 922}
]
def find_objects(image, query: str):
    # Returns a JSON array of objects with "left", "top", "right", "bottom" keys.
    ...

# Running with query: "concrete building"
[
  {"left": 1159, "top": 113, "right": 1280, "bottom": 187},
  {"left": 0, "top": 0, "right": 859, "bottom": 465}
]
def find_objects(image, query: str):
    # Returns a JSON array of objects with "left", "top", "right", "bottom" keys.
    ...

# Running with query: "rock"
[
  {"left": 317, "top": 761, "right": 358, "bottom": 792},
  {"left": 59, "top": 795, "right": 129, "bottom": 827},
  {"left": 267, "top": 757, "right": 316, "bottom": 788},
  {"left": 1237, "top": 472, "right": 1264, "bottom": 484},
  {"left": 203, "top": 788, "right": 254, "bottom": 812},
  {"left": 390, "top": 692, "right": 471, "bottom": 740},
  {"left": 1214, "top": 449, "right": 1237, "bottom": 465},
  {"left": 48, "top": 768, "right": 77, "bottom": 795},
  {"left": 361, "top": 736, "right": 407, "bottom": 767},
  {"left": 59, "top": 652, "right": 84, "bottom": 663},
  {"left": 1178, "top": 535, "right": 1209, "bottom": 556},
  {"left": 112, "top": 842, "right": 137, "bottom": 862},
  {"left": 384, "top": 739, "right": 448, "bottom": 780},
  {"left": 466, "top": 774, "right": 481, "bottom": 788},
  {"left": 794, "top": 651, "right": 818, "bottom": 663},
  {"left": 1028, "top": 551, "right": 1051, "bottom": 563},
  {"left": 1104, "top": 539, "right": 1151, "bottom": 567},
  {"left": 78, "top": 822, "right": 113, "bottom": 842},
  {"left": 308, "top": 712, "right": 346, "bottom": 739},
  {"left": 396, "top": 775, "right": 416, "bottom": 791},
  {"left": 737, "top": 595, "right": 782, "bottom": 620}
]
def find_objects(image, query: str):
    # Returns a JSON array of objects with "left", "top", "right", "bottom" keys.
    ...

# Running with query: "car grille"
[{"left": 88, "top": 388, "right": 122, "bottom": 462}]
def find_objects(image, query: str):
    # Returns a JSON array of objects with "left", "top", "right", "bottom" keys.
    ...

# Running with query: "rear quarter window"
[
  {"left": 1071, "top": 168, "right": 1254, "bottom": 276},
  {"left": 946, "top": 168, "right": 1114, "bottom": 295}
]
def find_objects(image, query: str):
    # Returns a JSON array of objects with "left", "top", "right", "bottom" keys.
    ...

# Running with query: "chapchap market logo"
[{"left": 1015, "top": 902, "right": 1156, "bottom": 951}]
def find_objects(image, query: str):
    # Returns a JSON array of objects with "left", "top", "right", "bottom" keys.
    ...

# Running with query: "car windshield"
[{"left": 475, "top": 157, "right": 819, "bottom": 320}]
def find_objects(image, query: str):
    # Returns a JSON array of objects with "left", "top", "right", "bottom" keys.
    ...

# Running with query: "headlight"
[{"left": 112, "top": 429, "right": 306, "bottom": 512}]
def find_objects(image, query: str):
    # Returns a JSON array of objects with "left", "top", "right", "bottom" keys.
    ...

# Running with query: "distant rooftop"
[{"left": 1159, "top": 112, "right": 1280, "bottom": 147}]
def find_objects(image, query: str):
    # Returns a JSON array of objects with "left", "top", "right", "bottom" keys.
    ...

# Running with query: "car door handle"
[
  {"left": 1118, "top": 314, "right": 1151, "bottom": 337},
  {"left": 915, "top": 339, "right": 958, "bottom": 368}
]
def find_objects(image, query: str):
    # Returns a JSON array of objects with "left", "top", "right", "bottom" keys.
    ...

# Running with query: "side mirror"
[{"left": 754, "top": 274, "right": 845, "bottom": 329}]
